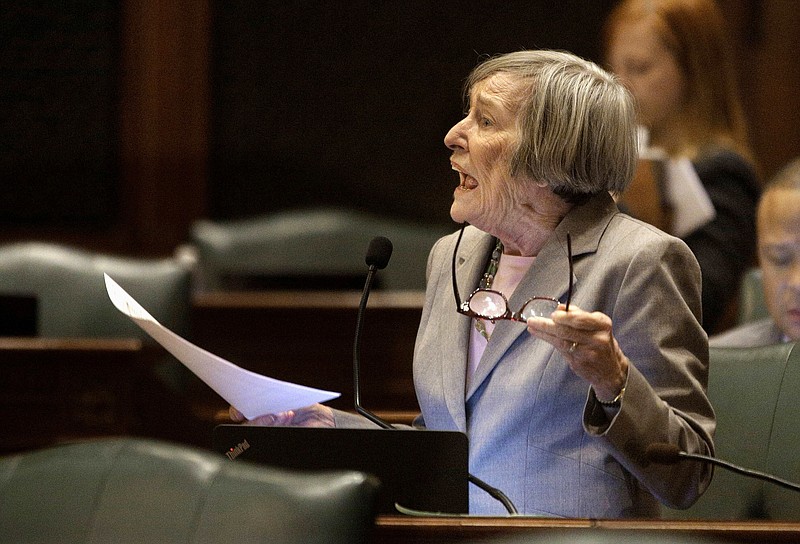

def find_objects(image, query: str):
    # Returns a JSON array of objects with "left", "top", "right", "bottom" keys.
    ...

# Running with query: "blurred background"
[{"left": 2, "top": 0, "right": 797, "bottom": 258}]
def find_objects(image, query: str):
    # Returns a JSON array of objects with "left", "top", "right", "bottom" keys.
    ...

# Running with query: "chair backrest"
[
  {"left": 662, "top": 342, "right": 800, "bottom": 520},
  {"left": 190, "top": 208, "right": 452, "bottom": 291},
  {"left": 763, "top": 341, "right": 800, "bottom": 519},
  {"left": 737, "top": 267, "right": 769, "bottom": 325},
  {"left": 0, "top": 437, "right": 379, "bottom": 544},
  {"left": 0, "top": 242, "right": 191, "bottom": 341}
]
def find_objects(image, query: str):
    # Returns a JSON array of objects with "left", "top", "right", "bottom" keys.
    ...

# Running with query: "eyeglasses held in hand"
[{"left": 451, "top": 225, "right": 573, "bottom": 323}]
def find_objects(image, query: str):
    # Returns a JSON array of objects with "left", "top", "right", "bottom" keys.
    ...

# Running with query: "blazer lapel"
[{"left": 444, "top": 228, "right": 495, "bottom": 422}]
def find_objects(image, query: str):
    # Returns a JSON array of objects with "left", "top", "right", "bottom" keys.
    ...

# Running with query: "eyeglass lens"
[{"left": 468, "top": 291, "right": 559, "bottom": 321}]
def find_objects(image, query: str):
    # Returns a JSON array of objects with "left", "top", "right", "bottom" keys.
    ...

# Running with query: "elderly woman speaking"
[{"left": 232, "top": 50, "right": 715, "bottom": 518}]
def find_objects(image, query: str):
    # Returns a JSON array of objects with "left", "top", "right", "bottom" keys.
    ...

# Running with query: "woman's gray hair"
[{"left": 465, "top": 50, "right": 637, "bottom": 202}]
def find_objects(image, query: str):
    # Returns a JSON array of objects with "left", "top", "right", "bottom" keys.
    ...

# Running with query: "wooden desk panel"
[
  {"left": 0, "top": 338, "right": 217, "bottom": 453},
  {"left": 374, "top": 516, "right": 800, "bottom": 543},
  {"left": 0, "top": 338, "right": 145, "bottom": 452},
  {"left": 190, "top": 290, "right": 424, "bottom": 416}
]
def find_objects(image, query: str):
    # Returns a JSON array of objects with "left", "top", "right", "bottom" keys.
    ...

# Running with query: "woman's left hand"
[{"left": 527, "top": 304, "right": 629, "bottom": 402}]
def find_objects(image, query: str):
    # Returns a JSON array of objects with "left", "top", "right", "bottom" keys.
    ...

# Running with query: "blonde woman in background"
[{"left": 604, "top": 0, "right": 761, "bottom": 333}]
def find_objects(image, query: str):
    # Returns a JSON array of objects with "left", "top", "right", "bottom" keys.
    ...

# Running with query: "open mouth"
[{"left": 452, "top": 164, "right": 479, "bottom": 190}]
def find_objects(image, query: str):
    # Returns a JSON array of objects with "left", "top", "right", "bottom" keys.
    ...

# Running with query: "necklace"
[{"left": 475, "top": 238, "right": 503, "bottom": 340}]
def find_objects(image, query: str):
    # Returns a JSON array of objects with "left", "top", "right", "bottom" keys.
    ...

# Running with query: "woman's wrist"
[
  {"left": 594, "top": 358, "right": 629, "bottom": 405},
  {"left": 595, "top": 385, "right": 626, "bottom": 406}
]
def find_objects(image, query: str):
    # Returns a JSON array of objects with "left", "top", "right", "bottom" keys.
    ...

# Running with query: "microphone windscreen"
[
  {"left": 645, "top": 443, "right": 683, "bottom": 464},
  {"left": 365, "top": 236, "right": 393, "bottom": 270}
]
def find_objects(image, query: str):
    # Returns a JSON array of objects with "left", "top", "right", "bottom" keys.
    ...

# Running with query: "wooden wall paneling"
[
  {"left": 120, "top": 0, "right": 210, "bottom": 256},
  {"left": 748, "top": 1, "right": 800, "bottom": 180}
]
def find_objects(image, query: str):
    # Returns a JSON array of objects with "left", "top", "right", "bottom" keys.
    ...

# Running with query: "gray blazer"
[
  {"left": 412, "top": 192, "right": 714, "bottom": 518},
  {"left": 710, "top": 318, "right": 786, "bottom": 348}
]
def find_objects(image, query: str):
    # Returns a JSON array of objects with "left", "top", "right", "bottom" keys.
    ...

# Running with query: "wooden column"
[{"left": 120, "top": 0, "right": 210, "bottom": 256}]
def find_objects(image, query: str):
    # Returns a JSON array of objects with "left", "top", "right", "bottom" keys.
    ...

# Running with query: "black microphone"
[
  {"left": 353, "top": 236, "right": 394, "bottom": 429},
  {"left": 352, "top": 236, "right": 519, "bottom": 515},
  {"left": 645, "top": 443, "right": 800, "bottom": 493},
  {"left": 365, "top": 236, "right": 393, "bottom": 270}
]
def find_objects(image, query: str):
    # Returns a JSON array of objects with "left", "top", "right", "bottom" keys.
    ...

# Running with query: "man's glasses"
[{"left": 451, "top": 225, "right": 573, "bottom": 323}]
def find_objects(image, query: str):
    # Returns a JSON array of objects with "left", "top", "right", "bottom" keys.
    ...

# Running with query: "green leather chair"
[
  {"left": 0, "top": 242, "right": 191, "bottom": 341},
  {"left": 0, "top": 243, "right": 206, "bottom": 447},
  {"left": 763, "top": 341, "right": 800, "bottom": 519},
  {"left": 0, "top": 437, "right": 379, "bottom": 544},
  {"left": 189, "top": 208, "right": 452, "bottom": 291},
  {"left": 736, "top": 267, "right": 769, "bottom": 325},
  {"left": 662, "top": 342, "right": 800, "bottom": 520}
]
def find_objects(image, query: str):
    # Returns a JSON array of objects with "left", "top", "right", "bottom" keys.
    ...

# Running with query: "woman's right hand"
[{"left": 228, "top": 403, "right": 335, "bottom": 427}]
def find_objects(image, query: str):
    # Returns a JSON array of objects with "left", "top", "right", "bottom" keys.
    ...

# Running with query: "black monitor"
[{"left": 212, "top": 424, "right": 469, "bottom": 514}]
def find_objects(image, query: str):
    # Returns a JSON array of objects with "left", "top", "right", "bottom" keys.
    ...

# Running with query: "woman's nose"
[{"left": 444, "top": 118, "right": 467, "bottom": 151}]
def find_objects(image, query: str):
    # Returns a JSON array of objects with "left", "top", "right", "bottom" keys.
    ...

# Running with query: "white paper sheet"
[
  {"left": 104, "top": 273, "right": 340, "bottom": 419},
  {"left": 638, "top": 126, "right": 716, "bottom": 238},
  {"left": 664, "top": 157, "right": 716, "bottom": 238}
]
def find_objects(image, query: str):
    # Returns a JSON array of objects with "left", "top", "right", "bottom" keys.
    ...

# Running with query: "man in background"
[{"left": 711, "top": 158, "right": 800, "bottom": 347}]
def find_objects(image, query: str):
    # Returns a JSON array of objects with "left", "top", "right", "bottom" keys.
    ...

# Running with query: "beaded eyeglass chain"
[{"left": 474, "top": 238, "right": 503, "bottom": 340}]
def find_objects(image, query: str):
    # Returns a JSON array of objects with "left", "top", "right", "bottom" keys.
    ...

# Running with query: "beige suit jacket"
[{"left": 412, "top": 192, "right": 715, "bottom": 517}]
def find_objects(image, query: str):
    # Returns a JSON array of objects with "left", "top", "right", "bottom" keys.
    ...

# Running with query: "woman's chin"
[
  {"left": 451, "top": 203, "right": 494, "bottom": 232},
  {"left": 450, "top": 204, "right": 468, "bottom": 224}
]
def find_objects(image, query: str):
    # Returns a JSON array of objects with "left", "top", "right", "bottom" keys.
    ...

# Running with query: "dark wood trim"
[{"left": 374, "top": 516, "right": 800, "bottom": 543}]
